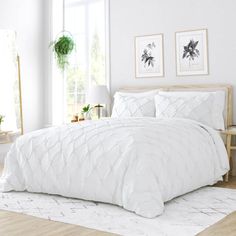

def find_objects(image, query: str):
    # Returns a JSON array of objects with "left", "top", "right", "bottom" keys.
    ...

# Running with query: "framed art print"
[
  {"left": 135, "top": 34, "right": 164, "bottom": 78},
  {"left": 175, "top": 29, "right": 209, "bottom": 76}
]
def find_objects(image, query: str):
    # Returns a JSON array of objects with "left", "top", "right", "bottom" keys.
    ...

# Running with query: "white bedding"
[{"left": 0, "top": 118, "right": 229, "bottom": 218}]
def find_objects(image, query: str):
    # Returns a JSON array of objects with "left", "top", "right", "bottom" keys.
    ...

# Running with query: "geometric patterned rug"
[{"left": 0, "top": 187, "right": 236, "bottom": 236}]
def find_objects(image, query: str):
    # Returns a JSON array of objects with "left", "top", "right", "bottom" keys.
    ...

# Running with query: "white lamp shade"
[{"left": 87, "top": 85, "right": 110, "bottom": 104}]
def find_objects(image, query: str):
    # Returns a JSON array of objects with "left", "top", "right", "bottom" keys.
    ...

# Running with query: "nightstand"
[
  {"left": 0, "top": 131, "right": 12, "bottom": 144},
  {"left": 221, "top": 126, "right": 236, "bottom": 181}
]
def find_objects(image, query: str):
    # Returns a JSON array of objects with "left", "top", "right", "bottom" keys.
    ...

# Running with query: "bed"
[{"left": 0, "top": 84, "right": 233, "bottom": 218}]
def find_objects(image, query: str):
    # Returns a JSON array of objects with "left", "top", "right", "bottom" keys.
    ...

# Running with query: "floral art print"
[
  {"left": 135, "top": 34, "right": 164, "bottom": 77},
  {"left": 176, "top": 29, "right": 208, "bottom": 76}
]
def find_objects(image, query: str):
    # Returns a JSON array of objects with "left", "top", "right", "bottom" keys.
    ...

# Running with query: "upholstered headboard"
[{"left": 119, "top": 84, "right": 233, "bottom": 129}]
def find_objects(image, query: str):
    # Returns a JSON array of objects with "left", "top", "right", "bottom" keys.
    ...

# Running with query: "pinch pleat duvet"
[{"left": 0, "top": 118, "right": 229, "bottom": 218}]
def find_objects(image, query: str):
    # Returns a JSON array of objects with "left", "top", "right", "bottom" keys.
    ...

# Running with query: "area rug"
[{"left": 0, "top": 187, "right": 236, "bottom": 236}]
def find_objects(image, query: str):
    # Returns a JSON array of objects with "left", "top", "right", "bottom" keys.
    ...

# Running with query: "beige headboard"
[{"left": 120, "top": 84, "right": 233, "bottom": 129}]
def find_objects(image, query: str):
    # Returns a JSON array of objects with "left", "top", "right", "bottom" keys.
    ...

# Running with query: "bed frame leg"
[{"left": 224, "top": 173, "right": 229, "bottom": 182}]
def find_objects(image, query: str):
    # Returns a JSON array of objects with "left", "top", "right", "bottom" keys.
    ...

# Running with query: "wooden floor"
[
  {"left": 214, "top": 176, "right": 236, "bottom": 189},
  {"left": 197, "top": 211, "right": 236, "bottom": 236},
  {"left": 0, "top": 210, "right": 116, "bottom": 236},
  {"left": 0, "top": 164, "right": 236, "bottom": 236}
]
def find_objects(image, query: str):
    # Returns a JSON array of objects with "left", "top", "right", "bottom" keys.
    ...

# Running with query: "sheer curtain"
[{"left": 0, "top": 30, "right": 18, "bottom": 131}]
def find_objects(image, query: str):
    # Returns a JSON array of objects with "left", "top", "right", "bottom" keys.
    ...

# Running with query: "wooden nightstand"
[{"left": 221, "top": 126, "right": 236, "bottom": 181}]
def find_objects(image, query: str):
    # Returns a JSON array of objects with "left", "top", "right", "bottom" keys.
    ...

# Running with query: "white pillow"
[
  {"left": 155, "top": 91, "right": 225, "bottom": 130},
  {"left": 111, "top": 90, "right": 158, "bottom": 118}
]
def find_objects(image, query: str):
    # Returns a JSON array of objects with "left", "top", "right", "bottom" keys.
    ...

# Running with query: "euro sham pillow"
[
  {"left": 154, "top": 91, "right": 225, "bottom": 130},
  {"left": 111, "top": 90, "right": 158, "bottom": 118}
]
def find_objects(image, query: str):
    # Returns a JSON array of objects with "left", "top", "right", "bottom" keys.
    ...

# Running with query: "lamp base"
[{"left": 94, "top": 104, "right": 103, "bottom": 119}]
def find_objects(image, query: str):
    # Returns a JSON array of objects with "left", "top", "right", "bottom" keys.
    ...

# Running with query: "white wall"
[
  {"left": 43, "top": 0, "right": 53, "bottom": 128},
  {"left": 0, "top": 0, "right": 46, "bottom": 133},
  {"left": 110, "top": 0, "right": 236, "bottom": 123}
]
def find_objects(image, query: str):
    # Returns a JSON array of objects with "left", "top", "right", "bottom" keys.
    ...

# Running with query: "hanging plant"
[{"left": 50, "top": 33, "right": 75, "bottom": 70}]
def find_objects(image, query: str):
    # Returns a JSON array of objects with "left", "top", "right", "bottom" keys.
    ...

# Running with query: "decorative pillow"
[
  {"left": 111, "top": 90, "right": 158, "bottom": 118},
  {"left": 155, "top": 91, "right": 225, "bottom": 130}
]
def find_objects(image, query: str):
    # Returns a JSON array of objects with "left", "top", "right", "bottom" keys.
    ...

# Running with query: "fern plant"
[{"left": 50, "top": 34, "right": 75, "bottom": 70}]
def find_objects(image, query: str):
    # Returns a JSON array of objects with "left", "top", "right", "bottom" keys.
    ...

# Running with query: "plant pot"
[{"left": 83, "top": 112, "right": 91, "bottom": 120}]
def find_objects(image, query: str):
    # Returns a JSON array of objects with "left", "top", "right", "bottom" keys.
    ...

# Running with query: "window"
[{"left": 51, "top": 0, "right": 109, "bottom": 124}]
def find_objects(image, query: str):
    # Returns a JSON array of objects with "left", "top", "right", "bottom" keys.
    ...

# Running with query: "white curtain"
[{"left": 0, "top": 30, "right": 18, "bottom": 131}]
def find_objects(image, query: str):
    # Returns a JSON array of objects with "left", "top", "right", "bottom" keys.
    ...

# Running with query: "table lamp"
[{"left": 87, "top": 85, "right": 110, "bottom": 119}]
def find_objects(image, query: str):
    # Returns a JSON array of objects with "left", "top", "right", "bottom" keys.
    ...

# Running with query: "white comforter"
[{"left": 0, "top": 118, "right": 229, "bottom": 218}]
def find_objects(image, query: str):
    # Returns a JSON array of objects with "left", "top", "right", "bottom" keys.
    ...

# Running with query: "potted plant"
[
  {"left": 50, "top": 33, "right": 75, "bottom": 70},
  {"left": 0, "top": 115, "right": 4, "bottom": 131},
  {"left": 81, "top": 105, "right": 93, "bottom": 120}
]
